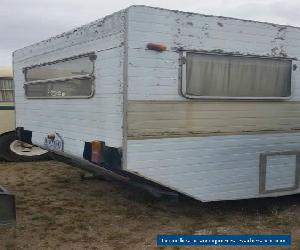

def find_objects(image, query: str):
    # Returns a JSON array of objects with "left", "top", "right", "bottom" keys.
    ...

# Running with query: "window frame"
[
  {"left": 0, "top": 77, "right": 14, "bottom": 103},
  {"left": 179, "top": 51, "right": 294, "bottom": 100},
  {"left": 23, "top": 52, "right": 96, "bottom": 99}
]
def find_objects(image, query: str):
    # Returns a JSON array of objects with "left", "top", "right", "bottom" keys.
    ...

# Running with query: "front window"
[
  {"left": 0, "top": 78, "right": 14, "bottom": 102},
  {"left": 181, "top": 52, "right": 292, "bottom": 99},
  {"left": 24, "top": 53, "right": 96, "bottom": 98}
]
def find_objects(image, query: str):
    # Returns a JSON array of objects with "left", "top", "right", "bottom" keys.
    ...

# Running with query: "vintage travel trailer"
[{"left": 12, "top": 6, "right": 300, "bottom": 201}]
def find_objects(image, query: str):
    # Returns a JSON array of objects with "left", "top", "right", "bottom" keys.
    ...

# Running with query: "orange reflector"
[
  {"left": 91, "top": 140, "right": 103, "bottom": 163},
  {"left": 147, "top": 43, "right": 167, "bottom": 52}
]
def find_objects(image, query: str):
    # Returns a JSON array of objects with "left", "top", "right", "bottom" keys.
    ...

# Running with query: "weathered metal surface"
[
  {"left": 0, "top": 186, "right": 16, "bottom": 225},
  {"left": 124, "top": 6, "right": 300, "bottom": 201},
  {"left": 14, "top": 10, "right": 126, "bottom": 153},
  {"left": 127, "top": 100, "right": 300, "bottom": 139},
  {"left": 13, "top": 6, "right": 300, "bottom": 202},
  {"left": 126, "top": 6, "right": 300, "bottom": 101},
  {"left": 127, "top": 133, "right": 300, "bottom": 201},
  {"left": 0, "top": 186, "right": 16, "bottom": 250}
]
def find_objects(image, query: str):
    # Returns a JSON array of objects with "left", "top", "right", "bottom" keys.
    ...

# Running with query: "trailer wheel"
[{"left": 0, "top": 132, "right": 49, "bottom": 162}]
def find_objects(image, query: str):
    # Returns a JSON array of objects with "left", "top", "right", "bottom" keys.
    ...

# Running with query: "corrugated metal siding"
[
  {"left": 13, "top": 10, "right": 126, "bottom": 156},
  {"left": 127, "top": 133, "right": 300, "bottom": 201}
]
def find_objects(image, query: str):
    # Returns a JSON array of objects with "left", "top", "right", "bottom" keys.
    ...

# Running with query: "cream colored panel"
[
  {"left": 0, "top": 104, "right": 15, "bottom": 134},
  {"left": 128, "top": 101, "right": 300, "bottom": 139}
]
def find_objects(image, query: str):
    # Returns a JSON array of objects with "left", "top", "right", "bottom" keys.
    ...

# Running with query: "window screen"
[
  {"left": 24, "top": 53, "right": 95, "bottom": 98},
  {"left": 0, "top": 78, "right": 14, "bottom": 102},
  {"left": 183, "top": 53, "right": 292, "bottom": 98}
]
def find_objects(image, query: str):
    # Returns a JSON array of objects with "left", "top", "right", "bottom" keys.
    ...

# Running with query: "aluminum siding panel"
[
  {"left": 13, "top": 10, "right": 126, "bottom": 157},
  {"left": 127, "top": 133, "right": 300, "bottom": 201}
]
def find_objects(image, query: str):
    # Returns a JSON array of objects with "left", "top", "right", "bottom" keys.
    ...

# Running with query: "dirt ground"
[{"left": 0, "top": 160, "right": 299, "bottom": 250}]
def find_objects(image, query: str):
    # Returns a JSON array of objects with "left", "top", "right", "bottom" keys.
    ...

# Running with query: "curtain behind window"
[
  {"left": 0, "top": 79, "right": 14, "bottom": 102},
  {"left": 186, "top": 53, "right": 291, "bottom": 98}
]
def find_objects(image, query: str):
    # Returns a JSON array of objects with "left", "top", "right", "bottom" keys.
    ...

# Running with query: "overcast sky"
[{"left": 1, "top": 0, "right": 300, "bottom": 67}]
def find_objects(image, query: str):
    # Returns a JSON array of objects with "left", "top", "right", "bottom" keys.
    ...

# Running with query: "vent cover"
[{"left": 259, "top": 152, "right": 300, "bottom": 194}]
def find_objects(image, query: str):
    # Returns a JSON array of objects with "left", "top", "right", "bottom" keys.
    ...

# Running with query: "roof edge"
[
  {"left": 13, "top": 7, "right": 129, "bottom": 56},
  {"left": 13, "top": 5, "right": 300, "bottom": 57},
  {"left": 128, "top": 5, "right": 300, "bottom": 30}
]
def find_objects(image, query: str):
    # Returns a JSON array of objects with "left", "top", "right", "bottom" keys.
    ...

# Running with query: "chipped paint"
[
  {"left": 269, "top": 26, "right": 288, "bottom": 57},
  {"left": 124, "top": 8, "right": 300, "bottom": 202},
  {"left": 127, "top": 5, "right": 300, "bottom": 103},
  {"left": 14, "top": 10, "right": 126, "bottom": 62},
  {"left": 14, "top": 8, "right": 126, "bottom": 152},
  {"left": 127, "top": 6, "right": 300, "bottom": 59},
  {"left": 129, "top": 5, "right": 300, "bottom": 30},
  {"left": 217, "top": 22, "right": 224, "bottom": 27},
  {"left": 12, "top": 5, "right": 300, "bottom": 203},
  {"left": 271, "top": 46, "right": 288, "bottom": 57}
]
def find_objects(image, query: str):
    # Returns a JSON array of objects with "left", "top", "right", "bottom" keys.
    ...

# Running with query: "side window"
[
  {"left": 0, "top": 78, "right": 14, "bottom": 102},
  {"left": 24, "top": 53, "right": 96, "bottom": 98},
  {"left": 181, "top": 52, "right": 292, "bottom": 99}
]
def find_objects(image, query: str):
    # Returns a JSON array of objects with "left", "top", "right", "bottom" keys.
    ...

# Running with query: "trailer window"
[
  {"left": 24, "top": 53, "right": 96, "bottom": 98},
  {"left": 181, "top": 52, "right": 292, "bottom": 99},
  {"left": 0, "top": 78, "right": 14, "bottom": 102}
]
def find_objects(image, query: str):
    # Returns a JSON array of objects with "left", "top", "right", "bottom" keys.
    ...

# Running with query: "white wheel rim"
[{"left": 10, "top": 140, "right": 48, "bottom": 157}]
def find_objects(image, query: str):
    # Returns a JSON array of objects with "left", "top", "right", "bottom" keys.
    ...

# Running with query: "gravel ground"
[{"left": 0, "top": 160, "right": 299, "bottom": 250}]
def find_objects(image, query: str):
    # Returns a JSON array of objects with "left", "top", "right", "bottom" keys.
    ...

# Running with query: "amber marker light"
[{"left": 146, "top": 43, "right": 167, "bottom": 52}]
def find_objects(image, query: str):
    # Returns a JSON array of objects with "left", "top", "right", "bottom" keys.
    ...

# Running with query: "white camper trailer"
[{"left": 13, "top": 6, "right": 300, "bottom": 201}]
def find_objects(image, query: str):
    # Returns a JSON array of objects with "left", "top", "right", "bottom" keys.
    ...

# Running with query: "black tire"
[{"left": 0, "top": 132, "right": 50, "bottom": 162}]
